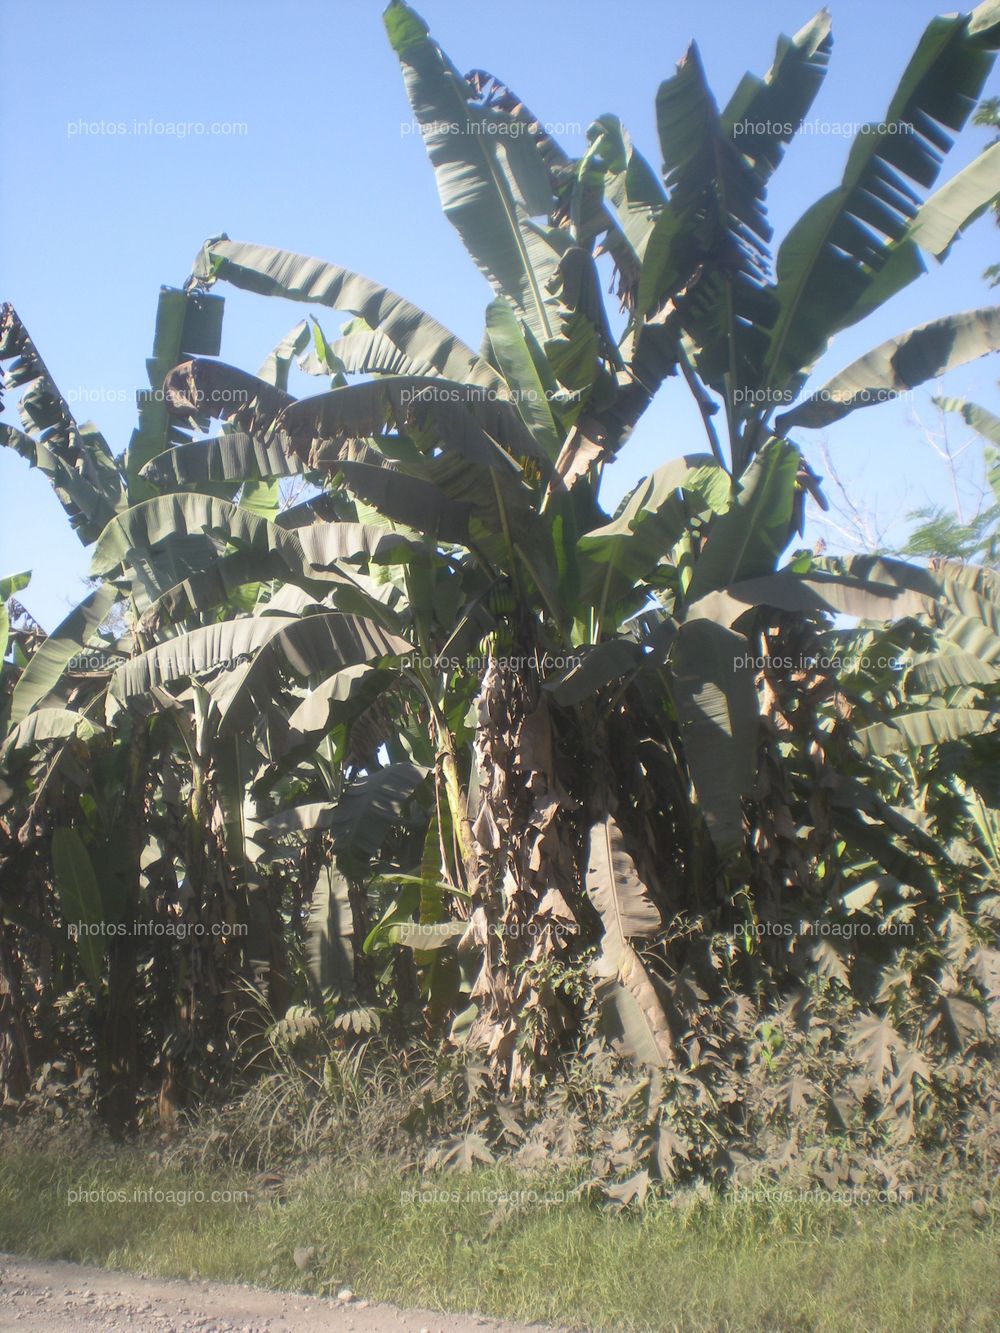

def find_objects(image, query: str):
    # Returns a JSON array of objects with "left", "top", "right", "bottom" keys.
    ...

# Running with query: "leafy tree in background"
[{"left": 903, "top": 397, "right": 1000, "bottom": 561}]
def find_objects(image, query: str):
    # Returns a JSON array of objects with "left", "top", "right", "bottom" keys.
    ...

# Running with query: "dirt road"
[{"left": 0, "top": 1254, "right": 565, "bottom": 1332}]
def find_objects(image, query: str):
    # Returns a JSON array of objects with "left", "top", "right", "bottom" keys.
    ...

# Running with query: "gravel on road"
[{"left": 0, "top": 1254, "right": 566, "bottom": 1333}]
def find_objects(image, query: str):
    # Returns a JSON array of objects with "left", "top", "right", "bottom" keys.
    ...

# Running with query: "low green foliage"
[{"left": 1, "top": 1132, "right": 997, "bottom": 1333}]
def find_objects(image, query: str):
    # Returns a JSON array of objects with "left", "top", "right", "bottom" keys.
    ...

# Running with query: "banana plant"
[
  {"left": 2, "top": 0, "right": 999, "bottom": 1112},
  {"left": 118, "top": 0, "right": 992, "bottom": 1079}
]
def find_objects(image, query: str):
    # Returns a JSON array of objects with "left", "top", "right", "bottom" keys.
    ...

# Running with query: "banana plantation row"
[{"left": 1, "top": 2, "right": 998, "bottom": 1173}]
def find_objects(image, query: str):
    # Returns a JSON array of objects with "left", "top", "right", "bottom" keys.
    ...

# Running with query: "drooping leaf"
[
  {"left": 388, "top": 921, "right": 465, "bottom": 951},
  {"left": 109, "top": 614, "right": 299, "bottom": 704},
  {"left": 940, "top": 614, "right": 1000, "bottom": 666},
  {"left": 833, "top": 805, "right": 937, "bottom": 893},
  {"left": 140, "top": 433, "right": 305, "bottom": 489},
  {"left": 670, "top": 619, "right": 759, "bottom": 854},
  {"left": 297, "top": 522, "right": 420, "bottom": 569},
  {"left": 595, "top": 949, "right": 673, "bottom": 1068},
  {"left": 260, "top": 802, "right": 340, "bottom": 836},
  {"left": 585, "top": 814, "right": 672, "bottom": 1067},
  {"left": 543, "top": 641, "right": 644, "bottom": 705},
  {"left": 327, "top": 459, "right": 472, "bottom": 544},
  {"left": 0, "top": 305, "right": 124, "bottom": 541},
  {"left": 281, "top": 664, "right": 396, "bottom": 756},
  {"left": 51, "top": 828, "right": 105, "bottom": 987},
  {"left": 305, "top": 864, "right": 355, "bottom": 1002},
  {"left": 907, "top": 649, "right": 1000, "bottom": 692},
  {"left": 777, "top": 307, "right": 1000, "bottom": 432},
  {"left": 190, "top": 235, "right": 501, "bottom": 389},
  {"left": 275, "top": 376, "right": 543, "bottom": 469},
  {"left": 89, "top": 494, "right": 337, "bottom": 593},
  {"left": 327, "top": 763, "right": 431, "bottom": 872},
  {"left": 9, "top": 585, "right": 120, "bottom": 726},
  {"left": 906, "top": 140, "right": 1000, "bottom": 259},
  {"left": 212, "top": 613, "right": 413, "bottom": 737},
  {"left": 687, "top": 567, "right": 934, "bottom": 628},
  {"left": 139, "top": 547, "right": 305, "bottom": 629},
  {"left": 1, "top": 708, "right": 104, "bottom": 764},
  {"left": 933, "top": 395, "right": 1000, "bottom": 446},
  {"left": 856, "top": 708, "right": 993, "bottom": 755},
  {"left": 162, "top": 358, "right": 294, "bottom": 438},
  {"left": 585, "top": 813, "right": 662, "bottom": 949}
]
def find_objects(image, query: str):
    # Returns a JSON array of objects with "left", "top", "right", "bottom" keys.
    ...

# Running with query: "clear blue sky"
[{"left": 2, "top": 0, "right": 998, "bottom": 630}]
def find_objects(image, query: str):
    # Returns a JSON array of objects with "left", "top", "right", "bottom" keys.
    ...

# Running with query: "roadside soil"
[{"left": 0, "top": 1254, "right": 565, "bottom": 1333}]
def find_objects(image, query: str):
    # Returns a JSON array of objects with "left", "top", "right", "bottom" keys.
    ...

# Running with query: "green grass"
[{"left": 1, "top": 1139, "right": 997, "bottom": 1332}]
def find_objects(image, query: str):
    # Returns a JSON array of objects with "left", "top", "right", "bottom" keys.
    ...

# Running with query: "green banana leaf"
[
  {"left": 760, "top": 1, "right": 1000, "bottom": 397},
  {"left": 9, "top": 584, "right": 120, "bottom": 726},
  {"left": 857, "top": 707, "right": 993, "bottom": 755},
  {"left": 190, "top": 235, "right": 502, "bottom": 389},
  {"left": 670, "top": 619, "right": 760, "bottom": 855},
  {"left": 685, "top": 441, "right": 799, "bottom": 600},
  {"left": 385, "top": 1, "right": 561, "bottom": 344},
  {"left": 140, "top": 433, "right": 305, "bottom": 488},
  {"left": 51, "top": 827, "right": 106, "bottom": 988},
  {"left": 778, "top": 307, "right": 1000, "bottom": 431}
]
